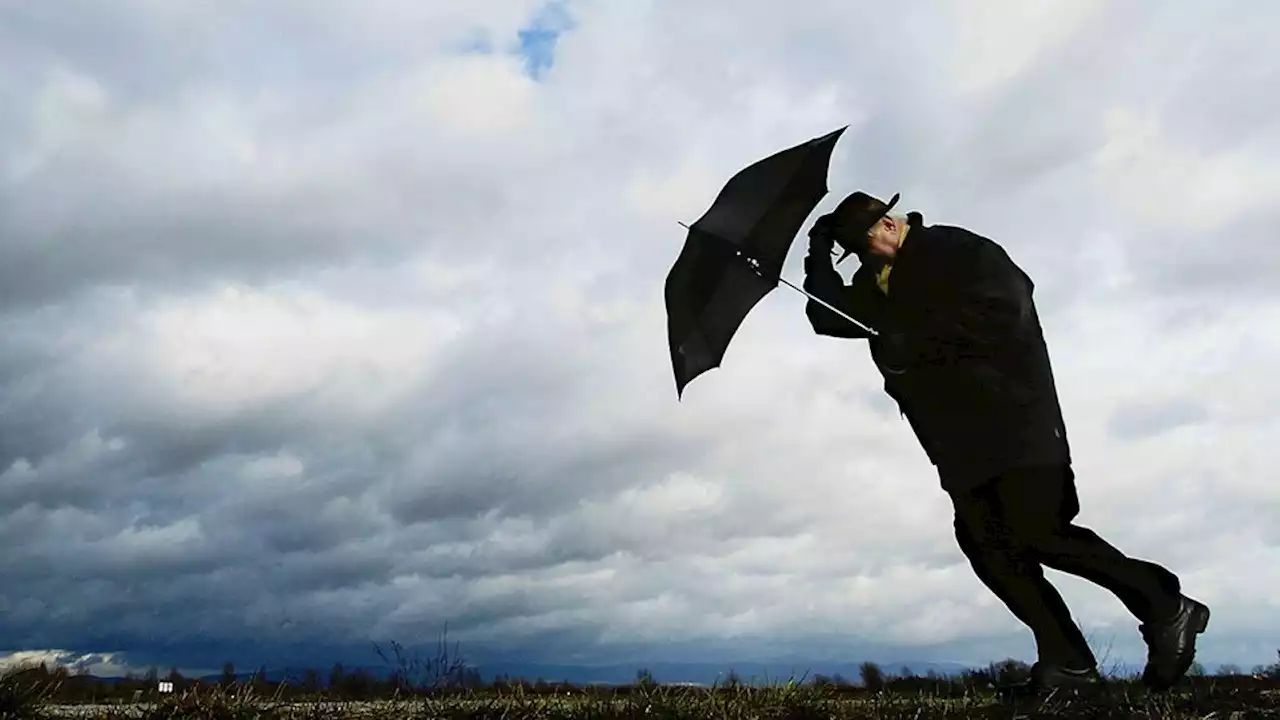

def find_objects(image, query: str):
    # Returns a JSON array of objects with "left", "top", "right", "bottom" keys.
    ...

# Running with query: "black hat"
[{"left": 830, "top": 191, "right": 899, "bottom": 264}]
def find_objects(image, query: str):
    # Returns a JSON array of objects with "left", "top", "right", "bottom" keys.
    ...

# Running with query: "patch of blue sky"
[{"left": 513, "top": 1, "right": 574, "bottom": 80}]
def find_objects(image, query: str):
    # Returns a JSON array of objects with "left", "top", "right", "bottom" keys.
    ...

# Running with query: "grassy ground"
[{"left": 13, "top": 676, "right": 1280, "bottom": 720}]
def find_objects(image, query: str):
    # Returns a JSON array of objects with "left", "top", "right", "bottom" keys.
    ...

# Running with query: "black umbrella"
[{"left": 664, "top": 126, "right": 877, "bottom": 399}]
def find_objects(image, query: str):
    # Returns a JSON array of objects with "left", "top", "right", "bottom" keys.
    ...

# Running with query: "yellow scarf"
[{"left": 875, "top": 223, "right": 910, "bottom": 296}]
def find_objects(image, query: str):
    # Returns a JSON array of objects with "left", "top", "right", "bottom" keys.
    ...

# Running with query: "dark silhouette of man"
[{"left": 802, "top": 190, "right": 1209, "bottom": 695}]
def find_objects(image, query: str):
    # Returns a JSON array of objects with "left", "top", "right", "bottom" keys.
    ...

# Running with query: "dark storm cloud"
[{"left": 0, "top": 280, "right": 726, "bottom": 670}]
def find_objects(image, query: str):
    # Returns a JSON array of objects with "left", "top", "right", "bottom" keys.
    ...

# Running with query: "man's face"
[{"left": 863, "top": 216, "right": 901, "bottom": 260}]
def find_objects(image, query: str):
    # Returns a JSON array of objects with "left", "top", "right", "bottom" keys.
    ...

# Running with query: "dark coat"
[{"left": 803, "top": 211, "right": 1071, "bottom": 493}]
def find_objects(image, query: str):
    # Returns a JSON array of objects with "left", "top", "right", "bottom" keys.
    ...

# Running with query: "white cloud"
[
  {"left": 0, "top": 649, "right": 127, "bottom": 675},
  {"left": 1094, "top": 107, "right": 1280, "bottom": 232},
  {"left": 5, "top": 65, "right": 111, "bottom": 182},
  {"left": 943, "top": 0, "right": 1108, "bottom": 94},
  {"left": 97, "top": 283, "right": 464, "bottom": 424}
]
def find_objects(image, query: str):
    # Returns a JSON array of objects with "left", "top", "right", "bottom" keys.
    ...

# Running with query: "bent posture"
[{"left": 802, "top": 191, "right": 1209, "bottom": 694}]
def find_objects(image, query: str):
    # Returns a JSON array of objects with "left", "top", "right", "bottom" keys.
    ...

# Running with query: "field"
[
  {"left": 9, "top": 643, "right": 1280, "bottom": 720},
  {"left": 13, "top": 677, "right": 1280, "bottom": 720}
]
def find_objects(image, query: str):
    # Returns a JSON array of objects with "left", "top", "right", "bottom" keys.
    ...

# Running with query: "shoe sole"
[
  {"left": 997, "top": 680, "right": 1108, "bottom": 704},
  {"left": 1143, "top": 602, "right": 1210, "bottom": 689},
  {"left": 997, "top": 669, "right": 1107, "bottom": 703}
]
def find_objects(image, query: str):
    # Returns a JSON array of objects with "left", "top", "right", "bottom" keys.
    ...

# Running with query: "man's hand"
[{"left": 808, "top": 214, "right": 837, "bottom": 255}]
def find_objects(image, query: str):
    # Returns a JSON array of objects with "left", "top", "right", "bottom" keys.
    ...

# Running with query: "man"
[{"left": 801, "top": 191, "right": 1210, "bottom": 695}]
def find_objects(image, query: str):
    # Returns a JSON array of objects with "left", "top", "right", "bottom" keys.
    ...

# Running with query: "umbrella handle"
[{"left": 675, "top": 221, "right": 879, "bottom": 336}]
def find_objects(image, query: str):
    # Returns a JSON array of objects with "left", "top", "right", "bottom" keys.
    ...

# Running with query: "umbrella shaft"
[{"left": 775, "top": 275, "right": 878, "bottom": 336}]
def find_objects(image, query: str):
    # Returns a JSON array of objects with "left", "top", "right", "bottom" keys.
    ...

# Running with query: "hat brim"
[{"left": 835, "top": 192, "right": 899, "bottom": 264}]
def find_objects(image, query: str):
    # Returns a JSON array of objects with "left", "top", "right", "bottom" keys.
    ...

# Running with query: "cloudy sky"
[{"left": 3, "top": 0, "right": 1280, "bottom": 679}]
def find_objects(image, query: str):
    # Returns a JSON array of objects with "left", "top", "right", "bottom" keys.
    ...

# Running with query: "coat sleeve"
[
  {"left": 802, "top": 245, "right": 878, "bottom": 339},
  {"left": 918, "top": 233, "right": 1032, "bottom": 350}
]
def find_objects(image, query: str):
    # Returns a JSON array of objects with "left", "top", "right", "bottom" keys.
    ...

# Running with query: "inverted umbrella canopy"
[{"left": 664, "top": 126, "right": 866, "bottom": 399}]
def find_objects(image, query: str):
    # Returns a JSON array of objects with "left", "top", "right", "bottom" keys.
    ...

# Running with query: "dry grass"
[
  {"left": 9, "top": 637, "right": 1279, "bottom": 719},
  {"left": 13, "top": 672, "right": 1280, "bottom": 720}
]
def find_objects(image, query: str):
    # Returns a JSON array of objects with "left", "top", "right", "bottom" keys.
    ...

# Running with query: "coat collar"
[{"left": 892, "top": 211, "right": 925, "bottom": 262}]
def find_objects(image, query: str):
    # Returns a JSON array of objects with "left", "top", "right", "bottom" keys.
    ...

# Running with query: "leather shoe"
[
  {"left": 1140, "top": 594, "right": 1210, "bottom": 690},
  {"left": 997, "top": 662, "right": 1102, "bottom": 700}
]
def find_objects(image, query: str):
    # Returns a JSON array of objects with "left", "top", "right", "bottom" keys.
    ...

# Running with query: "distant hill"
[
  {"left": 468, "top": 660, "right": 979, "bottom": 687},
  {"left": 162, "top": 660, "right": 979, "bottom": 687}
]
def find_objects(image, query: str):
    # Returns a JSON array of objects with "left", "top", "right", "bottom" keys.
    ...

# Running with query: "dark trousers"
[{"left": 949, "top": 463, "right": 1183, "bottom": 668}]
